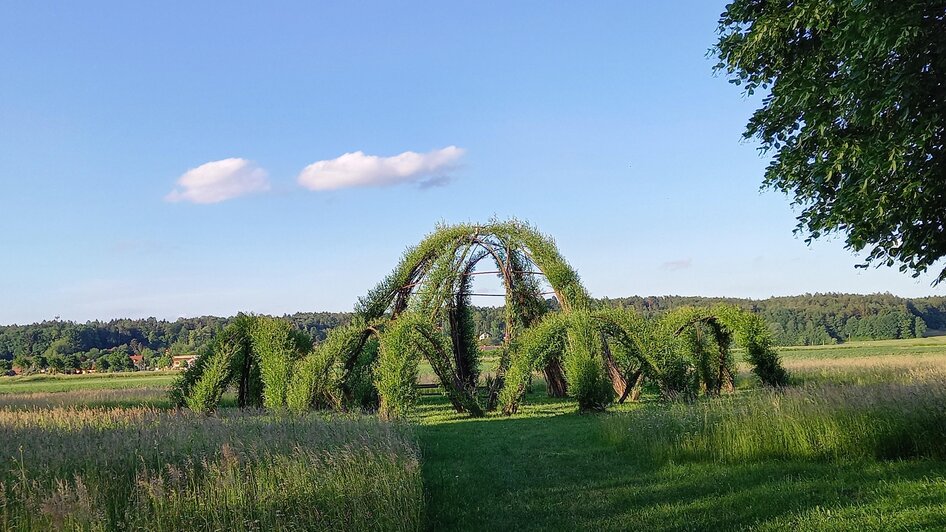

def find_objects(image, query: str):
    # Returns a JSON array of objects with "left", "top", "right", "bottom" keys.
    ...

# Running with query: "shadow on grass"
[{"left": 416, "top": 391, "right": 946, "bottom": 531}]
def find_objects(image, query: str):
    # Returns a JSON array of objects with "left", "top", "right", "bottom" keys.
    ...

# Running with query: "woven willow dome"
[{"left": 172, "top": 220, "right": 788, "bottom": 417}]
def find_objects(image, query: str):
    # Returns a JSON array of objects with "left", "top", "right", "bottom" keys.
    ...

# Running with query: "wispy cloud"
[
  {"left": 166, "top": 158, "right": 270, "bottom": 204},
  {"left": 297, "top": 146, "right": 464, "bottom": 191},
  {"left": 660, "top": 258, "right": 692, "bottom": 271}
]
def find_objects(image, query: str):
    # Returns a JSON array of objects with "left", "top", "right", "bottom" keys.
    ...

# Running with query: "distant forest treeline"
[
  {"left": 0, "top": 312, "right": 349, "bottom": 372},
  {"left": 465, "top": 293, "right": 946, "bottom": 347},
  {"left": 2, "top": 294, "right": 944, "bottom": 371},
  {"left": 598, "top": 293, "right": 945, "bottom": 346}
]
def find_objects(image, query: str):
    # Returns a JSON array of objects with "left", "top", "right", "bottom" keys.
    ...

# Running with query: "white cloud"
[
  {"left": 660, "top": 258, "right": 693, "bottom": 272},
  {"left": 166, "top": 158, "right": 270, "bottom": 204},
  {"left": 297, "top": 146, "right": 464, "bottom": 191}
]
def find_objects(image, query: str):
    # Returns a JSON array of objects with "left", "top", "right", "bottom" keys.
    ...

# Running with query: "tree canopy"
[{"left": 715, "top": 0, "right": 946, "bottom": 282}]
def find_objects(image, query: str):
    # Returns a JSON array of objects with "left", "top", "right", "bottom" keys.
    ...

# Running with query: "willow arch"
[
  {"left": 172, "top": 221, "right": 789, "bottom": 418},
  {"left": 297, "top": 220, "right": 599, "bottom": 417},
  {"left": 498, "top": 304, "right": 791, "bottom": 413}
]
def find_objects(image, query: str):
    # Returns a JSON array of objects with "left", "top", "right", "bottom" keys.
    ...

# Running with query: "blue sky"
[{"left": 1, "top": 1, "right": 942, "bottom": 324}]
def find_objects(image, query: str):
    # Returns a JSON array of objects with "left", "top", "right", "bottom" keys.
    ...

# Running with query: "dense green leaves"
[
  {"left": 170, "top": 315, "right": 313, "bottom": 413},
  {"left": 501, "top": 305, "right": 789, "bottom": 412},
  {"left": 715, "top": 0, "right": 946, "bottom": 282},
  {"left": 500, "top": 312, "right": 571, "bottom": 414},
  {"left": 376, "top": 318, "right": 422, "bottom": 419}
]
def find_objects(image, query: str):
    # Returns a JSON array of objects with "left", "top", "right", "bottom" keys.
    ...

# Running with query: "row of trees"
[
  {"left": 470, "top": 293, "right": 944, "bottom": 347},
  {"left": 599, "top": 293, "right": 944, "bottom": 345},
  {"left": 2, "top": 294, "right": 942, "bottom": 369},
  {"left": 0, "top": 312, "right": 349, "bottom": 364},
  {"left": 2, "top": 344, "right": 173, "bottom": 375}
]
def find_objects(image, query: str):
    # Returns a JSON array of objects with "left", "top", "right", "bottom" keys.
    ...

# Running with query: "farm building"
[{"left": 171, "top": 354, "right": 198, "bottom": 369}]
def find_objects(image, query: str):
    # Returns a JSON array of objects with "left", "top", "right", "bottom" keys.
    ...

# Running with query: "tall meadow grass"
[
  {"left": 603, "top": 375, "right": 946, "bottom": 464},
  {"left": 0, "top": 388, "right": 171, "bottom": 410},
  {"left": 781, "top": 355, "right": 946, "bottom": 386},
  {"left": 0, "top": 408, "right": 423, "bottom": 531}
]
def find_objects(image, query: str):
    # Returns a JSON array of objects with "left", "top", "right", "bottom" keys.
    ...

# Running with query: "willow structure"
[
  {"left": 173, "top": 220, "right": 789, "bottom": 417},
  {"left": 170, "top": 314, "right": 314, "bottom": 412}
]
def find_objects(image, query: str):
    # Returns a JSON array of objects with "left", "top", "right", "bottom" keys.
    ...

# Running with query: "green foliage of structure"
[
  {"left": 171, "top": 314, "right": 314, "bottom": 413},
  {"left": 172, "top": 221, "right": 788, "bottom": 419},
  {"left": 181, "top": 322, "right": 248, "bottom": 412},
  {"left": 500, "top": 302, "right": 790, "bottom": 412},
  {"left": 283, "top": 317, "right": 383, "bottom": 414},
  {"left": 650, "top": 305, "right": 789, "bottom": 398},
  {"left": 376, "top": 317, "right": 422, "bottom": 419},
  {"left": 500, "top": 313, "right": 570, "bottom": 414},
  {"left": 251, "top": 316, "right": 310, "bottom": 409},
  {"left": 285, "top": 341, "right": 341, "bottom": 413},
  {"left": 721, "top": 307, "right": 789, "bottom": 387},
  {"left": 560, "top": 312, "right": 614, "bottom": 411},
  {"left": 345, "top": 220, "right": 592, "bottom": 418}
]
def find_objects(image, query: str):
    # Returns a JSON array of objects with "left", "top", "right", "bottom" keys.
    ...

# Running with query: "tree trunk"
[
  {"left": 543, "top": 358, "right": 568, "bottom": 397},
  {"left": 619, "top": 370, "right": 645, "bottom": 403},
  {"left": 599, "top": 333, "right": 628, "bottom": 398}
]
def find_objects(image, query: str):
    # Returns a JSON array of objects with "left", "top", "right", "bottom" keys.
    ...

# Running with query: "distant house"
[
  {"left": 129, "top": 354, "right": 145, "bottom": 369},
  {"left": 478, "top": 332, "right": 491, "bottom": 342},
  {"left": 172, "top": 354, "right": 198, "bottom": 369}
]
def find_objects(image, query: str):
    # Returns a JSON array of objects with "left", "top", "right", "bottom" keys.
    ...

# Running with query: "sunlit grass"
[
  {"left": 0, "top": 387, "right": 172, "bottom": 409},
  {"left": 777, "top": 335, "right": 946, "bottom": 359},
  {"left": 0, "top": 408, "right": 423, "bottom": 531},
  {"left": 417, "top": 338, "right": 946, "bottom": 530},
  {"left": 602, "top": 376, "right": 946, "bottom": 464},
  {"left": 3, "top": 337, "right": 946, "bottom": 530},
  {"left": 0, "top": 372, "right": 177, "bottom": 394}
]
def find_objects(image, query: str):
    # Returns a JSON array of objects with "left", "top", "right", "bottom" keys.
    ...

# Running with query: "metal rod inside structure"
[
  {"left": 398, "top": 271, "right": 547, "bottom": 291},
  {"left": 462, "top": 270, "right": 545, "bottom": 276},
  {"left": 467, "top": 291, "right": 557, "bottom": 297}
]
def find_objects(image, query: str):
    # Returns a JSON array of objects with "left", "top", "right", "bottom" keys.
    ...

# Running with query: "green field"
[
  {"left": 2, "top": 338, "right": 946, "bottom": 530},
  {"left": 777, "top": 335, "right": 946, "bottom": 360},
  {"left": 0, "top": 371, "right": 177, "bottom": 394}
]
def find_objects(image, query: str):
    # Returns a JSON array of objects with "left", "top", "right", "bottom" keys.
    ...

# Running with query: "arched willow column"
[
  {"left": 499, "top": 304, "right": 791, "bottom": 413},
  {"left": 500, "top": 309, "right": 655, "bottom": 414},
  {"left": 343, "top": 220, "right": 595, "bottom": 417},
  {"left": 654, "top": 305, "right": 789, "bottom": 399},
  {"left": 170, "top": 314, "right": 313, "bottom": 413}
]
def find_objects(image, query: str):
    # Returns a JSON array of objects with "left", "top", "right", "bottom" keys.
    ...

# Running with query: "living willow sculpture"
[
  {"left": 172, "top": 220, "right": 789, "bottom": 417},
  {"left": 170, "top": 314, "right": 314, "bottom": 411}
]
